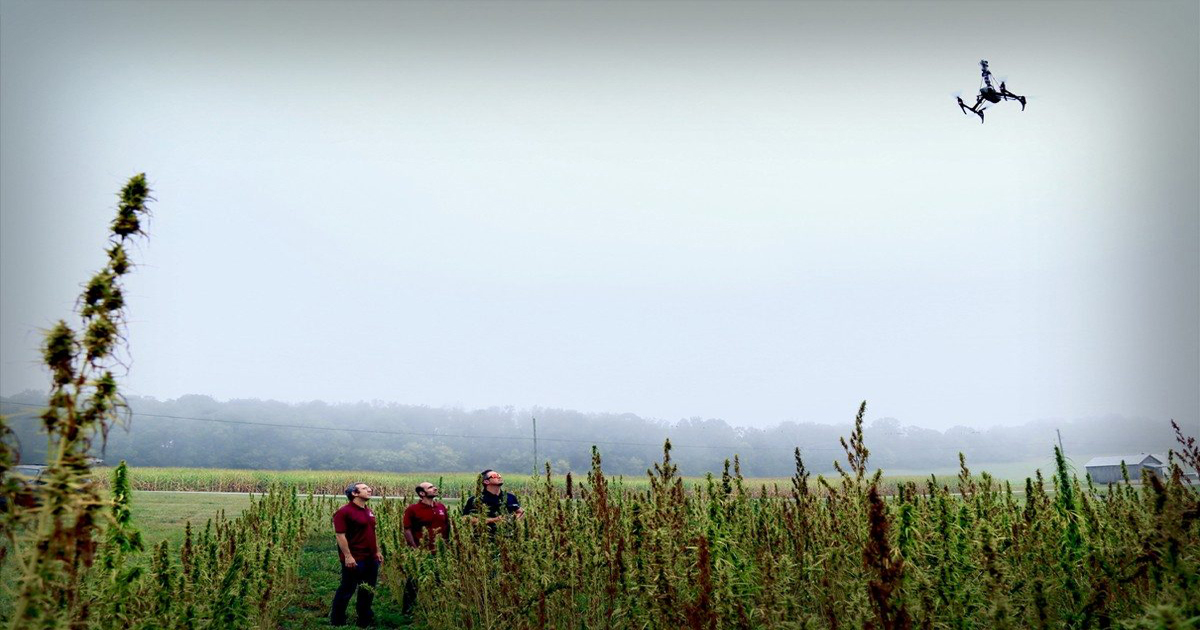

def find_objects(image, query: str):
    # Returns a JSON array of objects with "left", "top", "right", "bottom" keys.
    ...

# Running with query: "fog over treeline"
[{"left": 1, "top": 391, "right": 1190, "bottom": 477}]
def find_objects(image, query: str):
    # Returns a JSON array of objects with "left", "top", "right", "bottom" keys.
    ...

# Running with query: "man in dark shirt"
[
  {"left": 462, "top": 469, "right": 524, "bottom": 525},
  {"left": 400, "top": 481, "right": 450, "bottom": 615},
  {"left": 330, "top": 482, "right": 383, "bottom": 627}
]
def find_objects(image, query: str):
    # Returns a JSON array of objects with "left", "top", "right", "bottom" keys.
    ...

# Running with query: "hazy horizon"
[
  {"left": 3, "top": 391, "right": 1188, "bottom": 478},
  {"left": 0, "top": 387, "right": 1185, "bottom": 440},
  {"left": 2, "top": 1, "right": 1197, "bottom": 432}
]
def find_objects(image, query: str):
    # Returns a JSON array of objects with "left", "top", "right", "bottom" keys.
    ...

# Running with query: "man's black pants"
[
  {"left": 330, "top": 558, "right": 379, "bottom": 627},
  {"left": 402, "top": 576, "right": 418, "bottom": 615}
]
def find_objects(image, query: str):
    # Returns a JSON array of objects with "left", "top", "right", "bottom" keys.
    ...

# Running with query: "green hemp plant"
[{"left": 8, "top": 174, "right": 152, "bottom": 630}]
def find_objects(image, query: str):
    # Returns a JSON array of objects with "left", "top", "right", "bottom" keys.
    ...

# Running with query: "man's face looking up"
[{"left": 484, "top": 472, "right": 503, "bottom": 489}]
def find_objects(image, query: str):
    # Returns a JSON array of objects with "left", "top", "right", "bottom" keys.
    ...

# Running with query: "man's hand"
[
  {"left": 514, "top": 507, "right": 526, "bottom": 519},
  {"left": 376, "top": 551, "right": 384, "bottom": 564},
  {"left": 344, "top": 556, "right": 358, "bottom": 569}
]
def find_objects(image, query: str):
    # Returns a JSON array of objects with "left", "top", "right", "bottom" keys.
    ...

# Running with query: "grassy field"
[{"left": 126, "top": 491, "right": 254, "bottom": 548}]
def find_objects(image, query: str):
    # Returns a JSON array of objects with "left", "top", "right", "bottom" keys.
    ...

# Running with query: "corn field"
[
  {"left": 89, "top": 466, "right": 911, "bottom": 498},
  {"left": 99, "top": 468, "right": 490, "bottom": 497}
]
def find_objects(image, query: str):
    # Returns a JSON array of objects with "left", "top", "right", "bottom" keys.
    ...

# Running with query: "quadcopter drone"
[{"left": 956, "top": 60, "right": 1026, "bottom": 123}]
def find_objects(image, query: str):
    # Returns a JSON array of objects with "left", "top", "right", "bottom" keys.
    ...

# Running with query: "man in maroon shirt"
[
  {"left": 400, "top": 481, "right": 450, "bottom": 615},
  {"left": 403, "top": 481, "right": 451, "bottom": 551},
  {"left": 330, "top": 482, "right": 383, "bottom": 627}
]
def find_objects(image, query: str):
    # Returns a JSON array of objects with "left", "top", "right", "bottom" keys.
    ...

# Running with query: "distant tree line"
[{"left": 0, "top": 391, "right": 1188, "bottom": 476}]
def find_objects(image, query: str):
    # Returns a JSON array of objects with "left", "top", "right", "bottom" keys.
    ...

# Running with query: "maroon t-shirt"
[
  {"left": 403, "top": 501, "right": 450, "bottom": 551},
  {"left": 332, "top": 501, "right": 378, "bottom": 562}
]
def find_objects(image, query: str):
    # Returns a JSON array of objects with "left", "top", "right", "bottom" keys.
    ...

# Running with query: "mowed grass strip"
[{"left": 130, "top": 491, "right": 255, "bottom": 548}]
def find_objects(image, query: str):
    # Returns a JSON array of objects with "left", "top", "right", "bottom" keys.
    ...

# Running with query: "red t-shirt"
[
  {"left": 402, "top": 501, "right": 451, "bottom": 551},
  {"left": 332, "top": 502, "right": 378, "bottom": 562}
]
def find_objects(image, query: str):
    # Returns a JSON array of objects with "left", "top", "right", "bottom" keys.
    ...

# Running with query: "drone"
[{"left": 956, "top": 60, "right": 1026, "bottom": 123}]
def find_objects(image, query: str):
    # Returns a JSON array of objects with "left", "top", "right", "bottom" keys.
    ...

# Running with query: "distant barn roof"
[{"left": 1084, "top": 454, "right": 1165, "bottom": 468}]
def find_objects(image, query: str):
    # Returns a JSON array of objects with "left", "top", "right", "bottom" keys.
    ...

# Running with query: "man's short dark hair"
[
  {"left": 345, "top": 482, "right": 365, "bottom": 501},
  {"left": 480, "top": 469, "right": 495, "bottom": 482},
  {"left": 414, "top": 484, "right": 426, "bottom": 497}
]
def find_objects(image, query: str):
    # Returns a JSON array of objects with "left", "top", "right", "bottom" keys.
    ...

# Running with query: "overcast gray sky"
[{"left": 1, "top": 0, "right": 1196, "bottom": 431}]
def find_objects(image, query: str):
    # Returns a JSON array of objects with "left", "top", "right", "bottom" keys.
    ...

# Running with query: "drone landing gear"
[
  {"left": 998, "top": 82, "right": 1026, "bottom": 111},
  {"left": 957, "top": 96, "right": 986, "bottom": 123}
]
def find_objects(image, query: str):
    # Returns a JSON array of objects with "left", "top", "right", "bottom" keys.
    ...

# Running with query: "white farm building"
[{"left": 1084, "top": 454, "right": 1166, "bottom": 484}]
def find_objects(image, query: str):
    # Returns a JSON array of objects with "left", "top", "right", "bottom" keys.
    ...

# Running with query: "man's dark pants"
[
  {"left": 402, "top": 576, "right": 418, "bottom": 616},
  {"left": 330, "top": 558, "right": 379, "bottom": 627}
]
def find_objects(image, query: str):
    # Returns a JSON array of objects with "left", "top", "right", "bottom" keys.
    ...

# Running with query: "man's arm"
[
  {"left": 402, "top": 506, "right": 420, "bottom": 548},
  {"left": 335, "top": 533, "right": 356, "bottom": 568}
]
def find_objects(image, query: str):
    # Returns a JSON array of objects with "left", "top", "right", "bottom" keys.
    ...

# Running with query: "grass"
[
  {"left": 279, "top": 536, "right": 415, "bottom": 629},
  {"left": 128, "top": 491, "right": 254, "bottom": 548}
]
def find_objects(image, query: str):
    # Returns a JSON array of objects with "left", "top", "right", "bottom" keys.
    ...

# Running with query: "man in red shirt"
[
  {"left": 400, "top": 481, "right": 450, "bottom": 615},
  {"left": 330, "top": 482, "right": 383, "bottom": 627},
  {"left": 403, "top": 481, "right": 451, "bottom": 551}
]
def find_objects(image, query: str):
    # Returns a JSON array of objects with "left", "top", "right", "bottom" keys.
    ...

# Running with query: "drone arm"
[
  {"left": 998, "top": 82, "right": 1027, "bottom": 110},
  {"left": 956, "top": 95, "right": 986, "bottom": 123}
]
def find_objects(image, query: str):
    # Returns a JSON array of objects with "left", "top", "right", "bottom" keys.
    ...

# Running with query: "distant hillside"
[{"left": 1, "top": 391, "right": 1190, "bottom": 477}]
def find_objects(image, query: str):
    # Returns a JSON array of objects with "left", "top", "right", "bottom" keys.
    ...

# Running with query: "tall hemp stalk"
[{"left": 8, "top": 174, "right": 152, "bottom": 630}]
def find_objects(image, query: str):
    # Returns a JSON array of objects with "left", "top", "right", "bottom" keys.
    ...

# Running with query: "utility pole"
[
  {"left": 1056, "top": 428, "right": 1064, "bottom": 455},
  {"left": 532, "top": 416, "right": 538, "bottom": 476}
]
